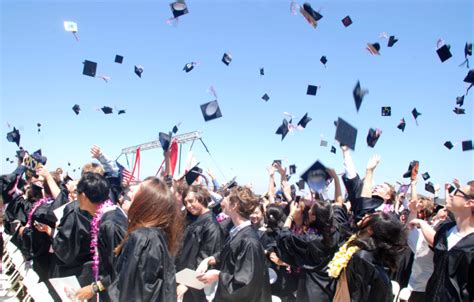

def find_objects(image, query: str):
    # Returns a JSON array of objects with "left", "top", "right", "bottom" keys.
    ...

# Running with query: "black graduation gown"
[
  {"left": 108, "top": 227, "right": 177, "bottom": 302},
  {"left": 214, "top": 225, "right": 272, "bottom": 302},
  {"left": 341, "top": 174, "right": 384, "bottom": 222},
  {"left": 97, "top": 207, "right": 128, "bottom": 302},
  {"left": 425, "top": 221, "right": 474, "bottom": 302},
  {"left": 4, "top": 194, "right": 31, "bottom": 236},
  {"left": 1, "top": 166, "right": 26, "bottom": 206},
  {"left": 345, "top": 250, "right": 393, "bottom": 302},
  {"left": 176, "top": 211, "right": 224, "bottom": 302}
]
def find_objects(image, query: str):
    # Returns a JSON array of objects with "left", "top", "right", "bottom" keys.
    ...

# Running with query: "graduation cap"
[
  {"left": 462, "top": 140, "right": 473, "bottom": 151},
  {"left": 300, "top": 3, "right": 323, "bottom": 28},
  {"left": 172, "top": 124, "right": 179, "bottom": 134},
  {"left": 381, "top": 106, "right": 391, "bottom": 116},
  {"left": 289, "top": 165, "right": 296, "bottom": 175},
  {"left": 367, "top": 42, "right": 380, "bottom": 55},
  {"left": 453, "top": 107, "right": 466, "bottom": 114},
  {"left": 262, "top": 93, "right": 270, "bottom": 102},
  {"left": 183, "top": 62, "right": 196, "bottom": 73},
  {"left": 82, "top": 60, "right": 97, "bottom": 77},
  {"left": 222, "top": 53, "right": 232, "bottom": 66},
  {"left": 412, "top": 108, "right": 421, "bottom": 120},
  {"left": 72, "top": 104, "right": 81, "bottom": 115},
  {"left": 200, "top": 100, "right": 222, "bottom": 122},
  {"left": 388, "top": 35, "right": 398, "bottom": 47},
  {"left": 437, "top": 44, "right": 452, "bottom": 62},
  {"left": 466, "top": 42, "right": 473, "bottom": 57},
  {"left": 464, "top": 69, "right": 474, "bottom": 84},
  {"left": 335, "top": 117, "right": 357, "bottom": 150},
  {"left": 115, "top": 55, "right": 123, "bottom": 64},
  {"left": 353, "top": 81, "right": 368, "bottom": 112},
  {"left": 185, "top": 165, "right": 202, "bottom": 186},
  {"left": 397, "top": 118, "right": 406, "bottom": 132},
  {"left": 68, "top": 162, "right": 71, "bottom": 166},
  {"left": 444, "top": 141, "right": 454, "bottom": 150},
  {"left": 330, "top": 146, "right": 336, "bottom": 154},
  {"left": 275, "top": 119, "right": 289, "bottom": 141},
  {"left": 101, "top": 106, "right": 113, "bottom": 114},
  {"left": 118, "top": 109, "right": 126, "bottom": 115},
  {"left": 422, "top": 172, "right": 430, "bottom": 181},
  {"left": 297, "top": 112, "right": 312, "bottom": 128},
  {"left": 170, "top": 0, "right": 189, "bottom": 18},
  {"left": 260, "top": 68, "right": 264, "bottom": 75},
  {"left": 366, "top": 128, "right": 382, "bottom": 148},
  {"left": 37, "top": 123, "right": 41, "bottom": 133},
  {"left": 296, "top": 179, "right": 305, "bottom": 190},
  {"left": 425, "top": 182, "right": 436, "bottom": 194},
  {"left": 306, "top": 85, "right": 318, "bottom": 96},
  {"left": 341, "top": 15, "right": 352, "bottom": 27},
  {"left": 6, "top": 127, "right": 20, "bottom": 146},
  {"left": 320, "top": 56, "right": 327, "bottom": 67},
  {"left": 402, "top": 160, "right": 419, "bottom": 179},
  {"left": 456, "top": 95, "right": 464, "bottom": 106},
  {"left": 300, "top": 160, "right": 330, "bottom": 192},
  {"left": 134, "top": 65, "right": 144, "bottom": 78},
  {"left": 159, "top": 132, "right": 171, "bottom": 152},
  {"left": 31, "top": 149, "right": 47, "bottom": 165},
  {"left": 5, "top": 157, "right": 9, "bottom": 162},
  {"left": 320, "top": 139, "right": 328, "bottom": 147}
]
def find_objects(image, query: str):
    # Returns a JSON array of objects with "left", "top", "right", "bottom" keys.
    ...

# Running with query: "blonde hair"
[{"left": 81, "top": 162, "right": 104, "bottom": 176}]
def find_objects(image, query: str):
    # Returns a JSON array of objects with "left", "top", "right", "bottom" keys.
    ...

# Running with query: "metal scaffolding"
[{"left": 120, "top": 131, "right": 202, "bottom": 155}]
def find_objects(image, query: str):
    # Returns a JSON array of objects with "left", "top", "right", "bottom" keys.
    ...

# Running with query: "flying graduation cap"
[
  {"left": 118, "top": 109, "right": 126, "bottom": 115},
  {"left": 366, "top": 128, "right": 382, "bottom": 148},
  {"left": 72, "top": 104, "right": 81, "bottom": 115},
  {"left": 134, "top": 65, "right": 144, "bottom": 78},
  {"left": 353, "top": 81, "right": 368, "bottom": 112},
  {"left": 306, "top": 85, "right": 319, "bottom": 96},
  {"left": 82, "top": 60, "right": 97, "bottom": 77},
  {"left": 320, "top": 56, "right": 327, "bottom": 67},
  {"left": 6, "top": 127, "right": 21, "bottom": 146},
  {"left": 159, "top": 132, "right": 172, "bottom": 152},
  {"left": 381, "top": 106, "right": 391, "bottom": 116},
  {"left": 444, "top": 141, "right": 454, "bottom": 150},
  {"left": 101, "top": 106, "right": 113, "bottom": 114},
  {"left": 367, "top": 42, "right": 381, "bottom": 55},
  {"left": 456, "top": 95, "right": 464, "bottom": 106},
  {"left": 462, "top": 140, "right": 473, "bottom": 151},
  {"left": 262, "top": 93, "right": 270, "bottom": 102},
  {"left": 335, "top": 117, "right": 357, "bottom": 150},
  {"left": 260, "top": 68, "right": 264, "bottom": 76},
  {"left": 341, "top": 16, "right": 352, "bottom": 27},
  {"left": 453, "top": 107, "right": 466, "bottom": 115},
  {"left": 37, "top": 123, "right": 41, "bottom": 133},
  {"left": 276, "top": 119, "right": 289, "bottom": 141},
  {"left": 297, "top": 112, "right": 312, "bottom": 129},
  {"left": 412, "top": 108, "right": 421, "bottom": 125},
  {"left": 437, "top": 43, "right": 452, "bottom": 62},
  {"left": 459, "top": 42, "right": 472, "bottom": 68},
  {"left": 300, "top": 3, "right": 323, "bottom": 28},
  {"left": 222, "top": 53, "right": 232, "bottom": 66},
  {"left": 115, "top": 55, "right": 123, "bottom": 64},
  {"left": 200, "top": 100, "right": 222, "bottom": 122},
  {"left": 183, "top": 62, "right": 197, "bottom": 73},
  {"left": 464, "top": 70, "right": 474, "bottom": 93},
  {"left": 387, "top": 35, "right": 398, "bottom": 47},
  {"left": 170, "top": 0, "right": 189, "bottom": 18},
  {"left": 397, "top": 118, "right": 406, "bottom": 132},
  {"left": 63, "top": 21, "right": 79, "bottom": 41}
]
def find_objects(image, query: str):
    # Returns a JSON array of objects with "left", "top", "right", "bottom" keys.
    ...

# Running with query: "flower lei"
[
  {"left": 26, "top": 197, "right": 53, "bottom": 227},
  {"left": 327, "top": 234, "right": 360, "bottom": 278},
  {"left": 90, "top": 199, "right": 115, "bottom": 281}
]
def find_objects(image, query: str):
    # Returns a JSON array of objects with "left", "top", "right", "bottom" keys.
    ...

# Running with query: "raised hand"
[
  {"left": 366, "top": 154, "right": 381, "bottom": 171},
  {"left": 90, "top": 144, "right": 102, "bottom": 159}
]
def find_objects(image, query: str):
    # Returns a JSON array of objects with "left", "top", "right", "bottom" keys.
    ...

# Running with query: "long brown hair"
[{"left": 115, "top": 177, "right": 183, "bottom": 256}]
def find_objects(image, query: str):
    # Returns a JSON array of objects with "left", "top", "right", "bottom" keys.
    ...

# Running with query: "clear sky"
[{"left": 1, "top": 0, "right": 473, "bottom": 194}]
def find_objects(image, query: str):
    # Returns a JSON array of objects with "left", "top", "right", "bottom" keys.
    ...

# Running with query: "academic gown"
[
  {"left": 214, "top": 225, "right": 272, "bottom": 302},
  {"left": 425, "top": 221, "right": 474, "bottom": 302},
  {"left": 4, "top": 194, "right": 31, "bottom": 235},
  {"left": 175, "top": 211, "right": 223, "bottom": 302},
  {"left": 342, "top": 174, "right": 384, "bottom": 222},
  {"left": 1, "top": 166, "right": 26, "bottom": 206}
]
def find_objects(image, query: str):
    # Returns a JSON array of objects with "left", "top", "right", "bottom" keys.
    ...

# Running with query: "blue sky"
[{"left": 1, "top": 0, "right": 473, "bottom": 194}]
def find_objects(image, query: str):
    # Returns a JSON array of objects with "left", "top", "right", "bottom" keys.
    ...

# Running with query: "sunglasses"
[{"left": 453, "top": 188, "right": 473, "bottom": 200}]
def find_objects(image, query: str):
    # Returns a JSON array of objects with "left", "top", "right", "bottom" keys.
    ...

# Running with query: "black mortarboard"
[
  {"left": 462, "top": 140, "right": 473, "bottom": 151},
  {"left": 335, "top": 117, "right": 357, "bottom": 150},
  {"left": 453, "top": 107, "right": 466, "bottom": 115},
  {"left": 172, "top": 125, "right": 179, "bottom": 134},
  {"left": 134, "top": 65, "right": 144, "bottom": 78},
  {"left": 6, "top": 157, "right": 9, "bottom": 161},
  {"left": 367, "top": 42, "right": 380, "bottom": 55},
  {"left": 366, "top": 128, "right": 382, "bottom": 148},
  {"left": 6, "top": 127, "right": 20, "bottom": 146},
  {"left": 444, "top": 141, "right": 454, "bottom": 150},
  {"left": 185, "top": 165, "right": 202, "bottom": 186},
  {"left": 402, "top": 160, "right": 419, "bottom": 179},
  {"left": 262, "top": 93, "right": 270, "bottom": 102},
  {"left": 297, "top": 112, "right": 312, "bottom": 128},
  {"left": 260, "top": 68, "right": 264, "bottom": 75},
  {"left": 300, "top": 160, "right": 330, "bottom": 192},
  {"left": 397, "top": 118, "right": 406, "bottom": 132},
  {"left": 68, "top": 162, "right": 71, "bottom": 166},
  {"left": 82, "top": 60, "right": 97, "bottom": 77},
  {"left": 200, "top": 100, "right": 222, "bottom": 122},
  {"left": 289, "top": 165, "right": 296, "bottom": 175},
  {"left": 341, "top": 16, "right": 352, "bottom": 27},
  {"left": 437, "top": 44, "right": 452, "bottom": 62},
  {"left": 306, "top": 85, "right": 318, "bottom": 96},
  {"left": 464, "top": 70, "right": 474, "bottom": 84},
  {"left": 183, "top": 62, "right": 195, "bottom": 73},
  {"left": 412, "top": 108, "right": 421, "bottom": 120},
  {"left": 118, "top": 109, "right": 126, "bottom": 115},
  {"left": 425, "top": 182, "right": 435, "bottom": 194},
  {"left": 381, "top": 106, "right": 391, "bottom": 116},
  {"left": 388, "top": 35, "right": 398, "bottom": 47},
  {"left": 115, "top": 55, "right": 123, "bottom": 64},
  {"left": 465, "top": 42, "right": 473, "bottom": 57},
  {"left": 159, "top": 132, "right": 171, "bottom": 152},
  {"left": 101, "top": 106, "right": 113, "bottom": 114},
  {"left": 31, "top": 149, "right": 47, "bottom": 165},
  {"left": 296, "top": 179, "right": 305, "bottom": 190},
  {"left": 456, "top": 95, "right": 464, "bottom": 106},
  {"left": 422, "top": 172, "right": 430, "bottom": 181},
  {"left": 275, "top": 119, "right": 289, "bottom": 141},
  {"left": 353, "top": 81, "right": 368, "bottom": 112},
  {"left": 222, "top": 53, "right": 232, "bottom": 66},
  {"left": 300, "top": 3, "right": 323, "bottom": 27},
  {"left": 320, "top": 56, "right": 327, "bottom": 66},
  {"left": 37, "top": 123, "right": 41, "bottom": 133},
  {"left": 330, "top": 146, "right": 336, "bottom": 154},
  {"left": 72, "top": 104, "right": 81, "bottom": 115},
  {"left": 170, "top": 0, "right": 189, "bottom": 18}
]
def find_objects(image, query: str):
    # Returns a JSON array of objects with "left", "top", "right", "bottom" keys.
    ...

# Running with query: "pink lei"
[
  {"left": 26, "top": 197, "right": 53, "bottom": 227},
  {"left": 90, "top": 199, "right": 115, "bottom": 281}
]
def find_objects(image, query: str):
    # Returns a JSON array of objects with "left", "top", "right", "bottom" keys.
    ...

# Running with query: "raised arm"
[
  {"left": 341, "top": 145, "right": 357, "bottom": 179},
  {"left": 91, "top": 145, "right": 119, "bottom": 177},
  {"left": 37, "top": 166, "right": 61, "bottom": 199},
  {"left": 276, "top": 163, "right": 292, "bottom": 202},
  {"left": 361, "top": 154, "right": 380, "bottom": 198},
  {"left": 327, "top": 168, "right": 343, "bottom": 205},
  {"left": 266, "top": 164, "right": 276, "bottom": 204}
]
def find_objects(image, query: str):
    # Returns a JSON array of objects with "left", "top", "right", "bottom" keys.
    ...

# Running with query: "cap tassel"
[
  {"left": 72, "top": 32, "right": 79, "bottom": 42},
  {"left": 459, "top": 58, "right": 470, "bottom": 69}
]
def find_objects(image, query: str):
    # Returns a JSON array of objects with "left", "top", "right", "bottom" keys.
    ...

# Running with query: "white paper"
[
  {"left": 64, "top": 21, "right": 78, "bottom": 32},
  {"left": 53, "top": 201, "right": 73, "bottom": 226},
  {"left": 176, "top": 268, "right": 206, "bottom": 290},
  {"left": 49, "top": 275, "right": 81, "bottom": 302}
]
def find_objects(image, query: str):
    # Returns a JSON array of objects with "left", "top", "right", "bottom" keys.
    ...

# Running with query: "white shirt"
[
  {"left": 446, "top": 226, "right": 468, "bottom": 251},
  {"left": 229, "top": 220, "right": 251, "bottom": 239},
  {"left": 407, "top": 228, "right": 434, "bottom": 292}
]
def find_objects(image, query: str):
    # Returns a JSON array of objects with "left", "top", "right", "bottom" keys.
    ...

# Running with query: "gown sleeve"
[{"left": 98, "top": 216, "right": 126, "bottom": 288}]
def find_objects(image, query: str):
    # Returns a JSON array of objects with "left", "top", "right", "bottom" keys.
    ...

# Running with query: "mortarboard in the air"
[
  {"left": 222, "top": 53, "right": 232, "bottom": 66},
  {"left": 381, "top": 106, "right": 391, "bottom": 116},
  {"left": 134, "top": 65, "right": 144, "bottom": 78},
  {"left": 367, "top": 42, "right": 380, "bottom": 55},
  {"left": 425, "top": 182, "right": 436, "bottom": 194},
  {"left": 37, "top": 123, "right": 41, "bottom": 133},
  {"left": 462, "top": 140, "right": 473, "bottom": 151},
  {"left": 275, "top": 119, "right": 289, "bottom": 141},
  {"left": 412, "top": 108, "right": 421, "bottom": 124},
  {"left": 72, "top": 104, "right": 81, "bottom": 115},
  {"left": 366, "top": 128, "right": 382, "bottom": 148},
  {"left": 397, "top": 118, "right": 406, "bottom": 132},
  {"left": 402, "top": 160, "right": 419, "bottom": 179},
  {"left": 183, "top": 62, "right": 196, "bottom": 73},
  {"left": 31, "top": 149, "right": 47, "bottom": 165},
  {"left": 68, "top": 162, "right": 71, "bottom": 166},
  {"left": 300, "top": 3, "right": 323, "bottom": 28},
  {"left": 453, "top": 107, "right": 465, "bottom": 115},
  {"left": 200, "top": 100, "right": 222, "bottom": 122},
  {"left": 115, "top": 55, "right": 123, "bottom": 64},
  {"left": 185, "top": 165, "right": 202, "bottom": 186},
  {"left": 353, "top": 81, "right": 368, "bottom": 112},
  {"left": 118, "top": 109, "right": 126, "bottom": 115},
  {"left": 307, "top": 85, "right": 318, "bottom": 96},
  {"left": 444, "top": 141, "right": 454, "bottom": 150},
  {"left": 320, "top": 139, "right": 328, "bottom": 147},
  {"left": 437, "top": 44, "right": 452, "bottom": 62},
  {"left": 159, "top": 132, "right": 171, "bottom": 152},
  {"left": 388, "top": 36, "right": 398, "bottom": 47},
  {"left": 82, "top": 60, "right": 97, "bottom": 77},
  {"left": 297, "top": 112, "right": 312, "bottom": 128},
  {"left": 6, "top": 127, "right": 20, "bottom": 146},
  {"left": 260, "top": 68, "right": 264, "bottom": 75},
  {"left": 5, "top": 157, "right": 9, "bottom": 162},
  {"left": 300, "top": 160, "right": 330, "bottom": 192},
  {"left": 289, "top": 165, "right": 296, "bottom": 175},
  {"left": 464, "top": 69, "right": 474, "bottom": 84},
  {"left": 335, "top": 117, "right": 357, "bottom": 150},
  {"left": 172, "top": 125, "right": 179, "bottom": 134},
  {"left": 456, "top": 95, "right": 464, "bottom": 106},
  {"left": 331, "top": 146, "right": 336, "bottom": 154},
  {"left": 466, "top": 42, "right": 473, "bottom": 57},
  {"left": 101, "top": 106, "right": 113, "bottom": 114},
  {"left": 296, "top": 179, "right": 305, "bottom": 190},
  {"left": 422, "top": 172, "right": 430, "bottom": 181},
  {"left": 320, "top": 56, "right": 327, "bottom": 66},
  {"left": 170, "top": 0, "right": 189, "bottom": 18},
  {"left": 262, "top": 93, "right": 270, "bottom": 102},
  {"left": 341, "top": 16, "right": 352, "bottom": 27}
]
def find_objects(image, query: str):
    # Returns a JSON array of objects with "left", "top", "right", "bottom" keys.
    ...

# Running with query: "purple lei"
[
  {"left": 26, "top": 197, "right": 53, "bottom": 227},
  {"left": 90, "top": 199, "right": 115, "bottom": 281}
]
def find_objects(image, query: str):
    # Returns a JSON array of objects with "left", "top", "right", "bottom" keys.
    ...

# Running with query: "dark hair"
[
  {"left": 228, "top": 186, "right": 259, "bottom": 219},
  {"left": 76, "top": 172, "right": 110, "bottom": 204},
  {"left": 265, "top": 205, "right": 286, "bottom": 231},
  {"left": 310, "top": 200, "right": 336, "bottom": 248},
  {"left": 43, "top": 171, "right": 61, "bottom": 197},
  {"left": 117, "top": 177, "right": 183, "bottom": 256},
  {"left": 350, "top": 212, "right": 407, "bottom": 272},
  {"left": 185, "top": 186, "right": 211, "bottom": 208}
]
